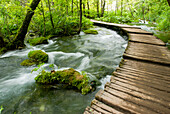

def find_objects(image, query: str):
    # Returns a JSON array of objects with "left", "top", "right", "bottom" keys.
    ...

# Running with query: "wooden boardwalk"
[{"left": 84, "top": 20, "right": 170, "bottom": 114}]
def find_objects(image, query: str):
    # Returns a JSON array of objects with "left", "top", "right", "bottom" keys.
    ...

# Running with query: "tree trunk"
[
  {"left": 87, "top": 0, "right": 90, "bottom": 16},
  {"left": 115, "top": 0, "right": 117, "bottom": 15},
  {"left": 101, "top": 0, "right": 105, "bottom": 17},
  {"left": 12, "top": 0, "right": 41, "bottom": 49},
  {"left": 142, "top": 1, "right": 145, "bottom": 23},
  {"left": 83, "top": 3, "right": 85, "bottom": 16},
  {"left": 96, "top": 0, "right": 99, "bottom": 17},
  {"left": 78, "top": 0, "right": 82, "bottom": 34},
  {"left": 41, "top": 1, "right": 46, "bottom": 36},
  {"left": 47, "top": 0, "right": 54, "bottom": 29},
  {"left": 66, "top": 0, "right": 68, "bottom": 15},
  {"left": 0, "top": 32, "right": 4, "bottom": 48},
  {"left": 72, "top": 0, "right": 74, "bottom": 15},
  {"left": 121, "top": 0, "right": 123, "bottom": 17}
]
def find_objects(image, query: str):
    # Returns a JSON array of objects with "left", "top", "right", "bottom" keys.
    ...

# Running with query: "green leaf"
[
  {"left": 0, "top": 106, "right": 4, "bottom": 114},
  {"left": 49, "top": 64, "right": 54, "bottom": 68},
  {"left": 31, "top": 68, "right": 39, "bottom": 73}
]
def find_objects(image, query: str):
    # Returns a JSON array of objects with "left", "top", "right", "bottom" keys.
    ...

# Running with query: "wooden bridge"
[{"left": 84, "top": 20, "right": 170, "bottom": 114}]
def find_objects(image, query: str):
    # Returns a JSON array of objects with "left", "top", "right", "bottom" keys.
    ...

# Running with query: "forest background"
[{"left": 0, "top": 0, "right": 169, "bottom": 53}]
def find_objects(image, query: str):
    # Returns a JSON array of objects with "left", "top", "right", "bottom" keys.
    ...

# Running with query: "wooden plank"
[
  {"left": 116, "top": 67, "right": 170, "bottom": 84},
  {"left": 122, "top": 59, "right": 170, "bottom": 76},
  {"left": 128, "top": 33, "right": 165, "bottom": 46},
  {"left": 84, "top": 111, "right": 91, "bottom": 114},
  {"left": 122, "top": 28, "right": 153, "bottom": 35},
  {"left": 84, "top": 106, "right": 99, "bottom": 114},
  {"left": 91, "top": 99, "right": 124, "bottom": 114},
  {"left": 110, "top": 76, "right": 170, "bottom": 101},
  {"left": 91, "top": 104, "right": 112, "bottom": 114},
  {"left": 113, "top": 72, "right": 170, "bottom": 93},
  {"left": 95, "top": 90, "right": 157, "bottom": 114},
  {"left": 105, "top": 82, "right": 170, "bottom": 108},
  {"left": 114, "top": 71, "right": 170, "bottom": 89},
  {"left": 104, "top": 86, "right": 170, "bottom": 113},
  {"left": 110, "top": 76, "right": 170, "bottom": 103},
  {"left": 117, "top": 66, "right": 170, "bottom": 81},
  {"left": 91, "top": 19, "right": 141, "bottom": 29},
  {"left": 124, "top": 42, "right": 170, "bottom": 65}
]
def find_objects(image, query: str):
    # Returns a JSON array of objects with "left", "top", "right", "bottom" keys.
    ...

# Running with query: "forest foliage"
[{"left": 0, "top": 0, "right": 169, "bottom": 53}]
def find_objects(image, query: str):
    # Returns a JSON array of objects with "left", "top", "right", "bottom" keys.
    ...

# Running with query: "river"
[{"left": 0, "top": 27, "right": 127, "bottom": 114}]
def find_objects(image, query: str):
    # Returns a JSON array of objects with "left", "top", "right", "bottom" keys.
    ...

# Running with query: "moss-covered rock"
[
  {"left": 27, "top": 37, "right": 49, "bottom": 46},
  {"left": 21, "top": 50, "right": 48, "bottom": 66},
  {"left": 28, "top": 50, "right": 48, "bottom": 63},
  {"left": 35, "top": 68, "right": 95, "bottom": 95},
  {"left": 20, "top": 59, "right": 36, "bottom": 66},
  {"left": 83, "top": 29, "right": 98, "bottom": 34}
]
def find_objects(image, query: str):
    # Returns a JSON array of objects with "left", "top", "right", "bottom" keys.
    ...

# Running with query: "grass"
[
  {"left": 154, "top": 32, "right": 170, "bottom": 50},
  {"left": 154, "top": 32, "right": 170, "bottom": 43}
]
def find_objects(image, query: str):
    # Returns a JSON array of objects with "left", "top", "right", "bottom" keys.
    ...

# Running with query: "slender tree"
[
  {"left": 47, "top": 0, "right": 54, "bottom": 29},
  {"left": 121, "top": 0, "right": 123, "bottom": 17},
  {"left": 115, "top": 0, "right": 117, "bottom": 15},
  {"left": 87, "top": 0, "right": 90, "bottom": 16},
  {"left": 72, "top": 0, "right": 74, "bottom": 15},
  {"left": 78, "top": 0, "right": 82, "bottom": 34},
  {"left": 101, "top": 0, "right": 105, "bottom": 17},
  {"left": 96, "top": 0, "right": 99, "bottom": 17},
  {"left": 41, "top": 1, "right": 46, "bottom": 36}
]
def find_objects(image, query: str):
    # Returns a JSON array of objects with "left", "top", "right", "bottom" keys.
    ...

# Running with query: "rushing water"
[{"left": 0, "top": 27, "right": 127, "bottom": 114}]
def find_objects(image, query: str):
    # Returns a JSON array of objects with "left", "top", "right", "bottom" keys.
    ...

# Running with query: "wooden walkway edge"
[{"left": 84, "top": 20, "right": 170, "bottom": 114}]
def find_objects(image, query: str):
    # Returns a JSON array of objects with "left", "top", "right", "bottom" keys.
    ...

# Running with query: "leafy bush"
[{"left": 156, "top": 10, "right": 170, "bottom": 32}]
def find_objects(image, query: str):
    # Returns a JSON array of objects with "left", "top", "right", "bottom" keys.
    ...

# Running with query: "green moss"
[
  {"left": 28, "top": 50, "right": 48, "bottom": 63},
  {"left": 83, "top": 29, "right": 98, "bottom": 34},
  {"left": 47, "top": 35, "right": 57, "bottom": 39},
  {"left": 154, "top": 32, "right": 170, "bottom": 43},
  {"left": 20, "top": 59, "right": 36, "bottom": 66},
  {"left": 27, "top": 37, "right": 49, "bottom": 46},
  {"left": 35, "top": 68, "right": 95, "bottom": 95},
  {"left": 21, "top": 50, "right": 48, "bottom": 66}
]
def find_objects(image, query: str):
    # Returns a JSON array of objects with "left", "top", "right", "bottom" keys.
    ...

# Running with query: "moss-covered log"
[{"left": 12, "top": 0, "right": 41, "bottom": 49}]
